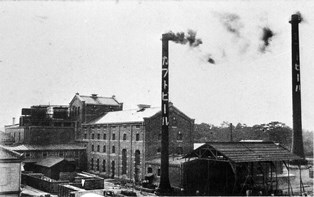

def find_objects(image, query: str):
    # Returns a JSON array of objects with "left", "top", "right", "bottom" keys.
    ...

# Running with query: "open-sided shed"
[{"left": 182, "top": 142, "right": 301, "bottom": 196}]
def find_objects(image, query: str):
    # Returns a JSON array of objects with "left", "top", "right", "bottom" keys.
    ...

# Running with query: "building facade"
[
  {"left": 69, "top": 93, "right": 123, "bottom": 125},
  {"left": 0, "top": 145, "right": 23, "bottom": 197},
  {"left": 80, "top": 104, "right": 194, "bottom": 182}
]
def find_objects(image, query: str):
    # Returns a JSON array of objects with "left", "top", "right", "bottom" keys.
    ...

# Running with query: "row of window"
[
  {"left": 83, "top": 124, "right": 141, "bottom": 130},
  {"left": 85, "top": 133, "right": 141, "bottom": 141},
  {"left": 24, "top": 151, "right": 80, "bottom": 158}
]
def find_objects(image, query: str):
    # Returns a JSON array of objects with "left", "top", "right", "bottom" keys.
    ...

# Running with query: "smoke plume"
[
  {"left": 259, "top": 27, "right": 275, "bottom": 53},
  {"left": 219, "top": 13, "right": 243, "bottom": 37},
  {"left": 295, "top": 11, "right": 303, "bottom": 23},
  {"left": 165, "top": 29, "right": 203, "bottom": 47}
]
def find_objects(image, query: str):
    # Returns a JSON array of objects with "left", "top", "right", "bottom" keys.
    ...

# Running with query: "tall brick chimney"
[{"left": 289, "top": 13, "right": 305, "bottom": 160}]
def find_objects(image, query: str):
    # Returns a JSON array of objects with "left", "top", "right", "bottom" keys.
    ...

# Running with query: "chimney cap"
[
  {"left": 289, "top": 14, "right": 302, "bottom": 23},
  {"left": 91, "top": 94, "right": 98, "bottom": 97}
]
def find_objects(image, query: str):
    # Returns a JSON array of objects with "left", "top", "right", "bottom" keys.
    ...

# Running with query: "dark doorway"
[
  {"left": 122, "top": 149, "right": 127, "bottom": 175},
  {"left": 134, "top": 150, "right": 140, "bottom": 182},
  {"left": 111, "top": 160, "right": 115, "bottom": 178}
]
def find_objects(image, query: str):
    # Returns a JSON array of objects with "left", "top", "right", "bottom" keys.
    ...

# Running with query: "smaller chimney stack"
[
  {"left": 91, "top": 94, "right": 98, "bottom": 98},
  {"left": 12, "top": 117, "right": 15, "bottom": 125}
]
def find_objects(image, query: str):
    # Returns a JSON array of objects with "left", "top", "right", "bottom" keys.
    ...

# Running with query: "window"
[
  {"left": 91, "top": 133, "right": 94, "bottom": 139},
  {"left": 96, "top": 159, "right": 100, "bottom": 171},
  {"left": 25, "top": 152, "right": 30, "bottom": 158},
  {"left": 157, "top": 147, "right": 161, "bottom": 153},
  {"left": 103, "top": 160, "right": 106, "bottom": 172},
  {"left": 59, "top": 152, "right": 64, "bottom": 157},
  {"left": 97, "top": 133, "right": 100, "bottom": 139},
  {"left": 172, "top": 116, "right": 177, "bottom": 127},
  {"left": 92, "top": 145, "right": 94, "bottom": 151},
  {"left": 43, "top": 152, "right": 47, "bottom": 157},
  {"left": 147, "top": 167, "right": 153, "bottom": 173},
  {"left": 157, "top": 168, "right": 161, "bottom": 176},
  {"left": 123, "top": 133, "right": 127, "bottom": 141},
  {"left": 97, "top": 145, "right": 100, "bottom": 152},
  {"left": 103, "top": 145, "right": 106, "bottom": 153},
  {"left": 91, "top": 158, "right": 94, "bottom": 170},
  {"left": 84, "top": 133, "right": 87, "bottom": 139},
  {"left": 136, "top": 133, "right": 140, "bottom": 141},
  {"left": 176, "top": 147, "right": 183, "bottom": 155},
  {"left": 103, "top": 133, "right": 107, "bottom": 140},
  {"left": 177, "top": 131, "right": 183, "bottom": 141},
  {"left": 112, "top": 146, "right": 115, "bottom": 153},
  {"left": 112, "top": 133, "right": 116, "bottom": 140},
  {"left": 135, "top": 125, "right": 140, "bottom": 129}
]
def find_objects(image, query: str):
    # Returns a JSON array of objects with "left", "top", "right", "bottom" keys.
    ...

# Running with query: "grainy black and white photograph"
[{"left": 0, "top": 0, "right": 313, "bottom": 196}]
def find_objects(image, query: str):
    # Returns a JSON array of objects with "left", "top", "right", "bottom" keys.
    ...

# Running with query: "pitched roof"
[
  {"left": 75, "top": 94, "right": 121, "bottom": 106},
  {"left": 6, "top": 144, "right": 86, "bottom": 151},
  {"left": 93, "top": 107, "right": 161, "bottom": 124},
  {"left": 184, "top": 142, "right": 301, "bottom": 163},
  {"left": 35, "top": 157, "right": 65, "bottom": 168},
  {"left": 0, "top": 145, "right": 23, "bottom": 160}
]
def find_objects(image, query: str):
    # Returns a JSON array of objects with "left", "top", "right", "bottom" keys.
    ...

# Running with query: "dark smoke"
[
  {"left": 219, "top": 13, "right": 243, "bottom": 37},
  {"left": 165, "top": 30, "right": 203, "bottom": 47},
  {"left": 295, "top": 11, "right": 304, "bottom": 22},
  {"left": 259, "top": 27, "right": 274, "bottom": 53},
  {"left": 204, "top": 54, "right": 215, "bottom": 64},
  {"left": 208, "top": 57, "right": 215, "bottom": 64}
]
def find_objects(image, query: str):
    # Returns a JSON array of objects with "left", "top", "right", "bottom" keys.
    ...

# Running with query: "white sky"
[{"left": 0, "top": 0, "right": 313, "bottom": 131}]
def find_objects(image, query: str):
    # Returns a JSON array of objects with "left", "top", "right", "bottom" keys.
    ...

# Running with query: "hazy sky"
[{"left": 0, "top": 0, "right": 313, "bottom": 131}]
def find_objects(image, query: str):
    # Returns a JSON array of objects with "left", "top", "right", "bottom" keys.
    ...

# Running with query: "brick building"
[
  {"left": 80, "top": 103, "right": 194, "bottom": 182},
  {"left": 69, "top": 93, "right": 123, "bottom": 125}
]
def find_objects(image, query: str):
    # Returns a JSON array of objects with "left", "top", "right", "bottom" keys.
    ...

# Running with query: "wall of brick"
[
  {"left": 85, "top": 123, "right": 145, "bottom": 181},
  {"left": 144, "top": 107, "right": 194, "bottom": 160}
]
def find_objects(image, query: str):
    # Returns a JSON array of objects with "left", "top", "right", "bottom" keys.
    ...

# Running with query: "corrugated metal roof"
[
  {"left": 35, "top": 157, "right": 65, "bottom": 168},
  {"left": 94, "top": 107, "right": 160, "bottom": 124},
  {"left": 77, "top": 95, "right": 120, "bottom": 106},
  {"left": 184, "top": 142, "right": 301, "bottom": 163},
  {"left": 6, "top": 144, "right": 86, "bottom": 151}
]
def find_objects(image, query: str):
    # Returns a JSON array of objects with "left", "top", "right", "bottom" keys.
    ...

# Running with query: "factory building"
[
  {"left": 80, "top": 103, "right": 194, "bottom": 182},
  {"left": 4, "top": 104, "right": 87, "bottom": 173},
  {"left": 69, "top": 93, "right": 123, "bottom": 125}
]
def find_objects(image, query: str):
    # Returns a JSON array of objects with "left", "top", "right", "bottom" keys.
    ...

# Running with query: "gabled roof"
[
  {"left": 184, "top": 142, "right": 301, "bottom": 163},
  {"left": 0, "top": 145, "right": 23, "bottom": 161},
  {"left": 70, "top": 94, "right": 121, "bottom": 106},
  {"left": 93, "top": 107, "right": 161, "bottom": 124},
  {"left": 35, "top": 157, "right": 65, "bottom": 168},
  {"left": 6, "top": 144, "right": 86, "bottom": 151}
]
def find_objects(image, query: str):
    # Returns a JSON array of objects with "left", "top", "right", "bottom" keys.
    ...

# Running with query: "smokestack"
[
  {"left": 12, "top": 117, "right": 15, "bottom": 125},
  {"left": 157, "top": 33, "right": 172, "bottom": 193},
  {"left": 289, "top": 13, "right": 305, "bottom": 160}
]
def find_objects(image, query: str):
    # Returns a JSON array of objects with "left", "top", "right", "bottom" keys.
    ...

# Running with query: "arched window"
[
  {"left": 103, "top": 145, "right": 106, "bottom": 153},
  {"left": 123, "top": 133, "right": 127, "bottom": 141},
  {"left": 112, "top": 146, "right": 115, "bottom": 153},
  {"left": 147, "top": 167, "right": 153, "bottom": 173},
  {"left": 136, "top": 133, "right": 140, "bottom": 141},
  {"left": 177, "top": 131, "right": 183, "bottom": 141},
  {"left": 112, "top": 133, "right": 116, "bottom": 140},
  {"left": 91, "top": 145, "right": 94, "bottom": 152},
  {"left": 97, "top": 145, "right": 100, "bottom": 152},
  {"left": 96, "top": 159, "right": 100, "bottom": 171}
]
